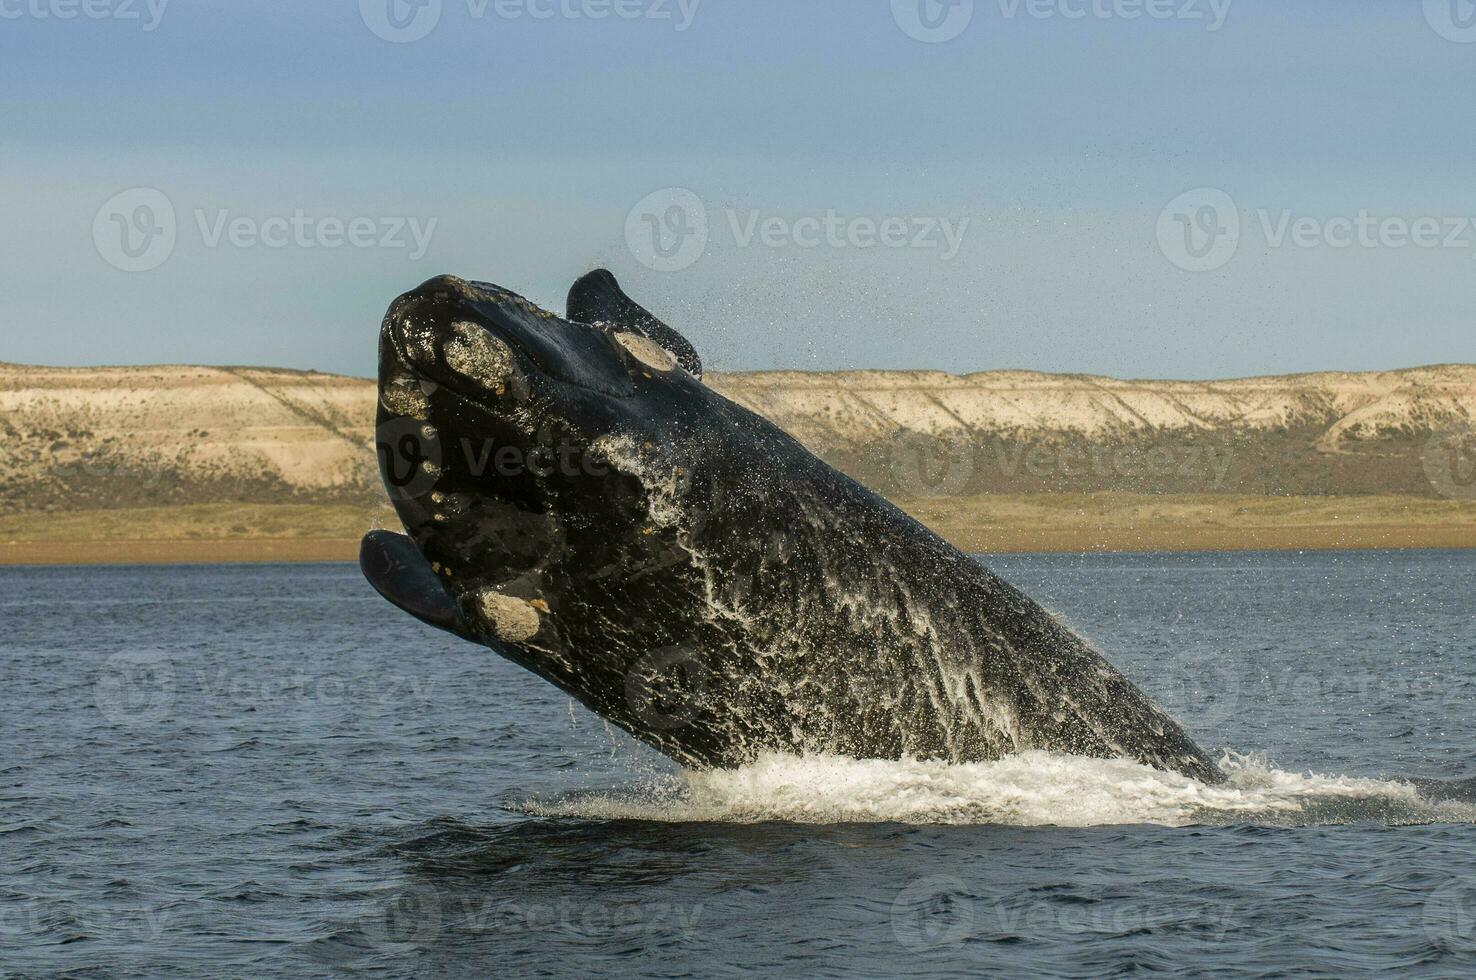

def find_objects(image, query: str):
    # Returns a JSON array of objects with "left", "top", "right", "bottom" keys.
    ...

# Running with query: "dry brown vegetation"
[{"left": 2, "top": 362, "right": 1472, "bottom": 563}]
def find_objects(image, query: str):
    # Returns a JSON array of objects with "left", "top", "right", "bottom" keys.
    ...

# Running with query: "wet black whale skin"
[{"left": 363, "top": 270, "right": 1225, "bottom": 784}]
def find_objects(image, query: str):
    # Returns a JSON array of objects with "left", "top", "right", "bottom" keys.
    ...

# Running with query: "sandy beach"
[{"left": 3, "top": 495, "right": 1472, "bottom": 565}]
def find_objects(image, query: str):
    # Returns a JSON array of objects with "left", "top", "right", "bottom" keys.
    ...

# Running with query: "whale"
[{"left": 362, "top": 270, "right": 1225, "bottom": 784}]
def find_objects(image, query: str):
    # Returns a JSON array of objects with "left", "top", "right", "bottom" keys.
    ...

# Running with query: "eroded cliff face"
[
  {"left": 1, "top": 362, "right": 1472, "bottom": 511},
  {"left": 0, "top": 364, "right": 376, "bottom": 510},
  {"left": 711, "top": 366, "right": 1476, "bottom": 497},
  {"left": 711, "top": 366, "right": 1476, "bottom": 446}
]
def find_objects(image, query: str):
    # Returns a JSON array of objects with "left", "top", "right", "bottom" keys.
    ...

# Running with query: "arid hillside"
[
  {"left": 715, "top": 365, "right": 1476, "bottom": 498},
  {"left": 0, "top": 363, "right": 374, "bottom": 511},
  {"left": 1, "top": 361, "right": 1474, "bottom": 512}
]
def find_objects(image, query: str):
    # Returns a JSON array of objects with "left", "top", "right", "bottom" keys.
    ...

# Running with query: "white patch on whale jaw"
[
  {"left": 613, "top": 332, "right": 676, "bottom": 372},
  {"left": 445, "top": 321, "right": 512, "bottom": 395},
  {"left": 475, "top": 589, "right": 543, "bottom": 642}
]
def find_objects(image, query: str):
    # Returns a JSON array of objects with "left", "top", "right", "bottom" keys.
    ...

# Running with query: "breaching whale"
[{"left": 362, "top": 270, "right": 1224, "bottom": 784}]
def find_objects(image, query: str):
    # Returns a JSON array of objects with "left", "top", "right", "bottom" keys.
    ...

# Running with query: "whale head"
[{"left": 363, "top": 271, "right": 778, "bottom": 761}]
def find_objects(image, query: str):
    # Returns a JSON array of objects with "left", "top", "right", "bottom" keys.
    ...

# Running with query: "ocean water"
[{"left": 2, "top": 550, "right": 1474, "bottom": 977}]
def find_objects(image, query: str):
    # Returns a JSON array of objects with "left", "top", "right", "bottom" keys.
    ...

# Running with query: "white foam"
[{"left": 521, "top": 751, "right": 1476, "bottom": 828}]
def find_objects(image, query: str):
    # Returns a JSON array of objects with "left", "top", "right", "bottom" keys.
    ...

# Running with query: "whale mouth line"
[{"left": 384, "top": 277, "right": 641, "bottom": 408}]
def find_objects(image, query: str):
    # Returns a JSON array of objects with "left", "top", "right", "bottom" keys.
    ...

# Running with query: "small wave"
[{"left": 520, "top": 751, "right": 1476, "bottom": 828}]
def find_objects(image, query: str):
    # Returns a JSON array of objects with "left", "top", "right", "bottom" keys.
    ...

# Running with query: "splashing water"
[{"left": 521, "top": 751, "right": 1476, "bottom": 828}]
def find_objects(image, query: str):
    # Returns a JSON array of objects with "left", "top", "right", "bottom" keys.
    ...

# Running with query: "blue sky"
[{"left": 3, "top": 0, "right": 1474, "bottom": 378}]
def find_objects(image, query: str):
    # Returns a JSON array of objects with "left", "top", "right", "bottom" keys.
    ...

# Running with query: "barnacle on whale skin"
[
  {"left": 475, "top": 590, "right": 543, "bottom": 642},
  {"left": 444, "top": 321, "right": 512, "bottom": 395}
]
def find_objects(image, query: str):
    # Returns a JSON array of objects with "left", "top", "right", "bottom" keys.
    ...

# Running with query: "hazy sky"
[{"left": 3, "top": 0, "right": 1474, "bottom": 378}]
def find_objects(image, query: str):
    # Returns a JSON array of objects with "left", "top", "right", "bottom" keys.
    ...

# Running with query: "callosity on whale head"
[{"left": 363, "top": 270, "right": 1225, "bottom": 783}]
